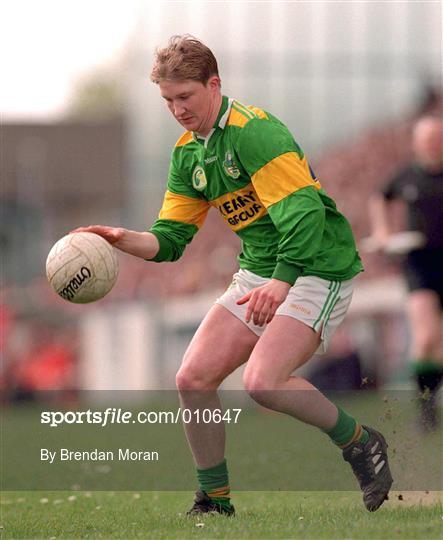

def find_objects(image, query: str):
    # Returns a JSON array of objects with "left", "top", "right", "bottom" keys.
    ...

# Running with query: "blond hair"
[{"left": 150, "top": 35, "right": 219, "bottom": 85}]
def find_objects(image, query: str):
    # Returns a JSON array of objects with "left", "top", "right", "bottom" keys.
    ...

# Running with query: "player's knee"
[
  {"left": 175, "top": 365, "right": 218, "bottom": 391},
  {"left": 243, "top": 369, "right": 277, "bottom": 405},
  {"left": 176, "top": 367, "right": 202, "bottom": 391}
]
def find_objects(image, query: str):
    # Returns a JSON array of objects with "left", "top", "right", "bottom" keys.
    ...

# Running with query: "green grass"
[
  {"left": 3, "top": 391, "right": 442, "bottom": 492},
  {"left": 1, "top": 490, "right": 442, "bottom": 539},
  {"left": 2, "top": 392, "right": 442, "bottom": 538}
]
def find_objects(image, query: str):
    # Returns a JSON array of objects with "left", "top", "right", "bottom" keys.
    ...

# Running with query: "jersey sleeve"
[
  {"left": 148, "top": 154, "right": 210, "bottom": 262},
  {"left": 236, "top": 117, "right": 325, "bottom": 285},
  {"left": 381, "top": 168, "right": 408, "bottom": 201},
  {"left": 381, "top": 176, "right": 400, "bottom": 201}
]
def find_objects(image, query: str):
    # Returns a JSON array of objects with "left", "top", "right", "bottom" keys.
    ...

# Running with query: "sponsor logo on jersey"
[
  {"left": 211, "top": 183, "right": 267, "bottom": 232},
  {"left": 204, "top": 155, "right": 218, "bottom": 165},
  {"left": 192, "top": 165, "right": 207, "bottom": 191},
  {"left": 223, "top": 151, "right": 241, "bottom": 179}
]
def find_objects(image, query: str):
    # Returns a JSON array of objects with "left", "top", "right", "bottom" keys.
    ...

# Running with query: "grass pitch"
[
  {"left": 2, "top": 392, "right": 442, "bottom": 538},
  {"left": 1, "top": 490, "right": 442, "bottom": 539}
]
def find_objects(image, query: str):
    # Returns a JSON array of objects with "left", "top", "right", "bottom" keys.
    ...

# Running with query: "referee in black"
[{"left": 369, "top": 115, "right": 443, "bottom": 431}]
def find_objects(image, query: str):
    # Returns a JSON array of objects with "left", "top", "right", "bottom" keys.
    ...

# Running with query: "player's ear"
[{"left": 207, "top": 75, "right": 221, "bottom": 91}]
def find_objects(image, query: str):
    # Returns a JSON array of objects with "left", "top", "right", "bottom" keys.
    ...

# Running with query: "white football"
[{"left": 46, "top": 232, "right": 119, "bottom": 303}]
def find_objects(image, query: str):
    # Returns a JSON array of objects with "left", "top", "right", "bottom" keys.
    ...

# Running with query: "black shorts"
[{"left": 405, "top": 248, "right": 443, "bottom": 306}]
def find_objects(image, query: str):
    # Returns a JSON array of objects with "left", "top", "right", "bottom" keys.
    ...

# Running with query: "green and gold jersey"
[{"left": 149, "top": 95, "right": 363, "bottom": 285}]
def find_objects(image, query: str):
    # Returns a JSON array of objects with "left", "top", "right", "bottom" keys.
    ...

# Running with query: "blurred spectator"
[{"left": 2, "top": 318, "right": 77, "bottom": 400}]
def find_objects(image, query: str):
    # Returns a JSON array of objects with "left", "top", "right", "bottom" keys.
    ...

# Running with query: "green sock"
[
  {"left": 410, "top": 360, "right": 443, "bottom": 394},
  {"left": 196, "top": 459, "right": 232, "bottom": 509},
  {"left": 324, "top": 406, "right": 369, "bottom": 448}
]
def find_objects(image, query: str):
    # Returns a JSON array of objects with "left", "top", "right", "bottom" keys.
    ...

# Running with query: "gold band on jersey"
[
  {"left": 210, "top": 182, "right": 268, "bottom": 232},
  {"left": 228, "top": 101, "right": 268, "bottom": 128},
  {"left": 159, "top": 190, "right": 209, "bottom": 228},
  {"left": 175, "top": 132, "right": 193, "bottom": 147},
  {"left": 252, "top": 152, "right": 322, "bottom": 208},
  {"left": 228, "top": 107, "right": 251, "bottom": 128},
  {"left": 247, "top": 105, "right": 268, "bottom": 119}
]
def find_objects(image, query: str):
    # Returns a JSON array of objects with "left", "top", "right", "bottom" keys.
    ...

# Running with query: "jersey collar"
[{"left": 192, "top": 95, "right": 233, "bottom": 148}]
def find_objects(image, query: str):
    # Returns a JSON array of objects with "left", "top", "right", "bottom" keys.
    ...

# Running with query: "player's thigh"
[
  {"left": 244, "top": 316, "right": 321, "bottom": 389},
  {"left": 178, "top": 303, "right": 258, "bottom": 388}
]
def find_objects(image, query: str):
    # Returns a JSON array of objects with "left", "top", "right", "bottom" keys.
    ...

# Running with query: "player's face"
[{"left": 159, "top": 77, "right": 221, "bottom": 136}]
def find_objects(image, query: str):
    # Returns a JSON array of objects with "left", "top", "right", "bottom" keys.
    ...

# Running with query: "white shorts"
[{"left": 216, "top": 269, "right": 354, "bottom": 354}]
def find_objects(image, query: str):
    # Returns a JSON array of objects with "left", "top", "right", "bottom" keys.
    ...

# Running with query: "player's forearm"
[
  {"left": 368, "top": 194, "right": 391, "bottom": 239},
  {"left": 114, "top": 230, "right": 160, "bottom": 260}
]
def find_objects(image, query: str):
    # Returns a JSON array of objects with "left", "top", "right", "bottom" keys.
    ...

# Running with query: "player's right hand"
[
  {"left": 70, "top": 225, "right": 125, "bottom": 245},
  {"left": 237, "top": 279, "right": 291, "bottom": 326}
]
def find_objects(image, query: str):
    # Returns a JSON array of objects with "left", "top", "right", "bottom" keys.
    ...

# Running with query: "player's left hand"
[{"left": 236, "top": 279, "right": 291, "bottom": 327}]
